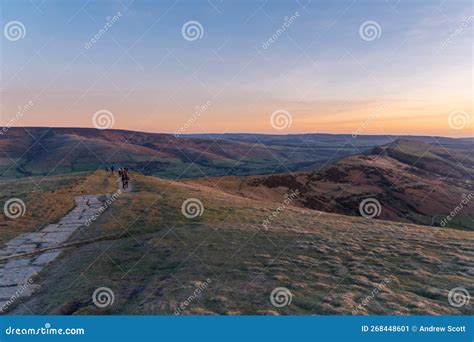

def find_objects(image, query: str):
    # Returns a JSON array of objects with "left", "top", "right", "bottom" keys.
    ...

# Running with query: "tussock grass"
[
  {"left": 0, "top": 171, "right": 118, "bottom": 244},
  {"left": 5, "top": 172, "right": 473, "bottom": 316}
]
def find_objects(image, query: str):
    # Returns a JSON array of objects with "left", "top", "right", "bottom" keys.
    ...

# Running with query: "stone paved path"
[{"left": 0, "top": 195, "right": 103, "bottom": 313}]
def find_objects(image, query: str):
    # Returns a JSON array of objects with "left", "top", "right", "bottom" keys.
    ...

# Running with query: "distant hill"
[
  {"left": 187, "top": 139, "right": 474, "bottom": 230},
  {"left": 0, "top": 127, "right": 281, "bottom": 178},
  {"left": 1, "top": 127, "right": 471, "bottom": 179}
]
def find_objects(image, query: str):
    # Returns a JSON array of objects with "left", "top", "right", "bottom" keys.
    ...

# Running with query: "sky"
[{"left": 0, "top": 0, "right": 472, "bottom": 137}]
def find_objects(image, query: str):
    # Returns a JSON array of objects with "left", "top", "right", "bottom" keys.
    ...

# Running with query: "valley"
[{"left": 0, "top": 128, "right": 472, "bottom": 316}]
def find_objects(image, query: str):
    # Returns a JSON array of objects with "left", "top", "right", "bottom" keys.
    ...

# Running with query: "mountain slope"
[
  {"left": 0, "top": 128, "right": 279, "bottom": 178},
  {"left": 3, "top": 127, "right": 471, "bottom": 179},
  {"left": 3, "top": 171, "right": 473, "bottom": 315},
  {"left": 188, "top": 140, "right": 473, "bottom": 229}
]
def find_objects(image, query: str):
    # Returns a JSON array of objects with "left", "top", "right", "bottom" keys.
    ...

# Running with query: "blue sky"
[{"left": 1, "top": 0, "right": 472, "bottom": 136}]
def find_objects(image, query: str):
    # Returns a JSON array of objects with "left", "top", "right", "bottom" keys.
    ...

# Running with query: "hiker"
[
  {"left": 118, "top": 168, "right": 123, "bottom": 177},
  {"left": 122, "top": 167, "right": 130, "bottom": 189},
  {"left": 111, "top": 164, "right": 115, "bottom": 174}
]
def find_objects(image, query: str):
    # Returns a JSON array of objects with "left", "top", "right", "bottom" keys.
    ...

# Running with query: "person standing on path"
[{"left": 122, "top": 167, "right": 130, "bottom": 189}]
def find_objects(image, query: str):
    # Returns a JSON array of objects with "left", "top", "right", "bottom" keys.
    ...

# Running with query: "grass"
[
  {"left": 7, "top": 172, "right": 473, "bottom": 316},
  {"left": 0, "top": 171, "right": 118, "bottom": 244}
]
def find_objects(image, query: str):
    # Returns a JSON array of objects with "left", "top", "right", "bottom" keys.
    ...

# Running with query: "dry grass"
[
  {"left": 7, "top": 172, "right": 473, "bottom": 315},
  {"left": 0, "top": 171, "right": 118, "bottom": 244}
]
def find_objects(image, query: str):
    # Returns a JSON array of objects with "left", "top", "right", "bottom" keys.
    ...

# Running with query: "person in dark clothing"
[
  {"left": 111, "top": 165, "right": 115, "bottom": 174},
  {"left": 121, "top": 167, "right": 130, "bottom": 189}
]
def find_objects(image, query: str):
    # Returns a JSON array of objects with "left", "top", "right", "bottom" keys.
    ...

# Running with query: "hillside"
[
  {"left": 0, "top": 127, "right": 277, "bottom": 178},
  {"left": 187, "top": 140, "right": 474, "bottom": 230},
  {"left": 2, "top": 171, "right": 472, "bottom": 315},
  {"left": 0, "top": 128, "right": 367, "bottom": 179},
  {"left": 2, "top": 128, "right": 471, "bottom": 180}
]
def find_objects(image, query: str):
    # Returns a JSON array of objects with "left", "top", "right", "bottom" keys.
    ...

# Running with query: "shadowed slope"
[{"left": 187, "top": 140, "right": 473, "bottom": 229}]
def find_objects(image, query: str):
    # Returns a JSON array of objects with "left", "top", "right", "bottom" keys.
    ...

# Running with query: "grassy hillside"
[
  {"left": 5, "top": 128, "right": 470, "bottom": 180},
  {"left": 7, "top": 171, "right": 473, "bottom": 315},
  {"left": 191, "top": 140, "right": 474, "bottom": 230},
  {"left": 0, "top": 172, "right": 117, "bottom": 244}
]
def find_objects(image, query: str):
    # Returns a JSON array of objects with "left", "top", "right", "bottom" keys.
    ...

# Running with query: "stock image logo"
[
  {"left": 448, "top": 110, "right": 470, "bottom": 130},
  {"left": 359, "top": 20, "right": 381, "bottom": 41},
  {"left": 270, "top": 110, "right": 292, "bottom": 130},
  {"left": 92, "top": 287, "right": 115, "bottom": 308},
  {"left": 174, "top": 278, "right": 211, "bottom": 315},
  {"left": 3, "top": 198, "right": 26, "bottom": 219},
  {"left": 181, "top": 21, "right": 204, "bottom": 41},
  {"left": 359, "top": 198, "right": 381, "bottom": 219},
  {"left": 262, "top": 190, "right": 300, "bottom": 230},
  {"left": 4, "top": 20, "right": 26, "bottom": 41},
  {"left": 181, "top": 198, "right": 204, "bottom": 219},
  {"left": 448, "top": 287, "right": 470, "bottom": 308},
  {"left": 92, "top": 110, "right": 115, "bottom": 130},
  {"left": 270, "top": 287, "right": 292, "bottom": 308}
]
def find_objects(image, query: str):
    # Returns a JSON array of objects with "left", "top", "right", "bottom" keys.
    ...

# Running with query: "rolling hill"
[
  {"left": 2, "top": 127, "right": 471, "bottom": 179},
  {"left": 2, "top": 171, "right": 473, "bottom": 315},
  {"left": 187, "top": 140, "right": 474, "bottom": 230},
  {"left": 1, "top": 128, "right": 472, "bottom": 230}
]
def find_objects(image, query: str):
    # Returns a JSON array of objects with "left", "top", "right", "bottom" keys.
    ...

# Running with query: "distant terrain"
[
  {"left": 188, "top": 139, "right": 474, "bottom": 230},
  {"left": 2, "top": 127, "right": 472, "bottom": 179},
  {"left": 0, "top": 128, "right": 473, "bottom": 315},
  {"left": 2, "top": 127, "right": 472, "bottom": 230}
]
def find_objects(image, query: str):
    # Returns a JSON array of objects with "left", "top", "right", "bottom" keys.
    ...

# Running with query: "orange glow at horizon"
[{"left": 6, "top": 98, "right": 472, "bottom": 138}]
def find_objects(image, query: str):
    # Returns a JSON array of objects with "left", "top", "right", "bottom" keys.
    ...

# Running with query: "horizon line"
[{"left": 4, "top": 126, "right": 474, "bottom": 140}]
